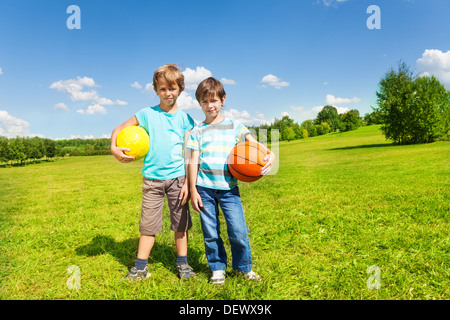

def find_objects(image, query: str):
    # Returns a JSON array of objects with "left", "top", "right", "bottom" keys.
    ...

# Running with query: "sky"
[{"left": 0, "top": 0, "right": 449, "bottom": 140}]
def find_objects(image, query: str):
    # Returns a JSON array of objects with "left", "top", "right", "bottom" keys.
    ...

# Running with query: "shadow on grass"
[
  {"left": 75, "top": 235, "right": 206, "bottom": 274},
  {"left": 327, "top": 143, "right": 396, "bottom": 151}
]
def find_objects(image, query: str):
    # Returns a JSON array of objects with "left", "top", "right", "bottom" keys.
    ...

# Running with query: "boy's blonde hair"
[
  {"left": 195, "top": 77, "right": 226, "bottom": 103},
  {"left": 153, "top": 64, "right": 185, "bottom": 92}
]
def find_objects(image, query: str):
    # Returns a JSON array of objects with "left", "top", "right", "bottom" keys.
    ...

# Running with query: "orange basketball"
[{"left": 227, "top": 141, "right": 268, "bottom": 182}]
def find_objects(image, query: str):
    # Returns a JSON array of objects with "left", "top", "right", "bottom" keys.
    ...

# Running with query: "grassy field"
[{"left": 0, "top": 125, "right": 448, "bottom": 300}]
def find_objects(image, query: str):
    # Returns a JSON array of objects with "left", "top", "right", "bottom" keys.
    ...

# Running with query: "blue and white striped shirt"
[{"left": 187, "top": 118, "right": 249, "bottom": 190}]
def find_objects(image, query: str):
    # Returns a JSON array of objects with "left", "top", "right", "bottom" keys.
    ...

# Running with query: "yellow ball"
[{"left": 116, "top": 126, "right": 150, "bottom": 160}]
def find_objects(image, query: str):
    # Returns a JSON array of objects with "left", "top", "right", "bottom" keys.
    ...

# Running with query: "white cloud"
[
  {"left": 221, "top": 78, "right": 236, "bottom": 85},
  {"left": 0, "top": 110, "right": 31, "bottom": 138},
  {"left": 324, "top": 94, "right": 361, "bottom": 105},
  {"left": 76, "top": 104, "right": 107, "bottom": 115},
  {"left": 317, "top": 0, "right": 348, "bottom": 7},
  {"left": 49, "top": 76, "right": 97, "bottom": 101},
  {"left": 54, "top": 103, "right": 69, "bottom": 111},
  {"left": 177, "top": 91, "right": 201, "bottom": 110},
  {"left": 261, "top": 74, "right": 290, "bottom": 89},
  {"left": 130, "top": 81, "right": 142, "bottom": 89},
  {"left": 416, "top": 49, "right": 450, "bottom": 89},
  {"left": 144, "top": 83, "right": 154, "bottom": 93},
  {"left": 49, "top": 76, "right": 128, "bottom": 114},
  {"left": 222, "top": 108, "right": 270, "bottom": 126},
  {"left": 0, "top": 67, "right": 3, "bottom": 75},
  {"left": 183, "top": 66, "right": 212, "bottom": 90}
]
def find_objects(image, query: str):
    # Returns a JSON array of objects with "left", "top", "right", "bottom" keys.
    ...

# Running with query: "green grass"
[{"left": 0, "top": 125, "right": 448, "bottom": 299}]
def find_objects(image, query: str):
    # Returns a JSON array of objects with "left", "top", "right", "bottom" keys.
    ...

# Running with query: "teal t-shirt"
[{"left": 135, "top": 105, "right": 195, "bottom": 180}]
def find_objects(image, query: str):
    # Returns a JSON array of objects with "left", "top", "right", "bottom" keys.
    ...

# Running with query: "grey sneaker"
[
  {"left": 210, "top": 270, "right": 226, "bottom": 285},
  {"left": 177, "top": 263, "right": 195, "bottom": 279},
  {"left": 121, "top": 266, "right": 151, "bottom": 282},
  {"left": 243, "top": 270, "right": 261, "bottom": 281}
]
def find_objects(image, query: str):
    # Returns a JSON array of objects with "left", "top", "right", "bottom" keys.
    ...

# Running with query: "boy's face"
[
  {"left": 200, "top": 94, "right": 225, "bottom": 120},
  {"left": 154, "top": 77, "right": 181, "bottom": 109}
]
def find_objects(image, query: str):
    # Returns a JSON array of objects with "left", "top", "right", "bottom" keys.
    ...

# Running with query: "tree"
[
  {"left": 283, "top": 127, "right": 296, "bottom": 142},
  {"left": 364, "top": 108, "right": 382, "bottom": 125},
  {"left": 375, "top": 61, "right": 450, "bottom": 144},
  {"left": 315, "top": 105, "right": 341, "bottom": 132},
  {"left": 341, "top": 109, "right": 361, "bottom": 131},
  {"left": 0, "top": 137, "right": 13, "bottom": 164},
  {"left": 43, "top": 138, "right": 56, "bottom": 158},
  {"left": 410, "top": 76, "right": 450, "bottom": 142}
]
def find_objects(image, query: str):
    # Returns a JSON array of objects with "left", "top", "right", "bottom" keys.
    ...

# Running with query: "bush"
[{"left": 375, "top": 61, "right": 450, "bottom": 144}]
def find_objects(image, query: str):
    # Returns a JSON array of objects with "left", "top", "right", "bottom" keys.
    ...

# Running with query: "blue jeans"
[{"left": 197, "top": 186, "right": 252, "bottom": 273}]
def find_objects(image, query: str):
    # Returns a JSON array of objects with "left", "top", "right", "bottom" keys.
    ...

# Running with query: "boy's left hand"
[
  {"left": 261, "top": 150, "right": 275, "bottom": 176},
  {"left": 179, "top": 181, "right": 190, "bottom": 205}
]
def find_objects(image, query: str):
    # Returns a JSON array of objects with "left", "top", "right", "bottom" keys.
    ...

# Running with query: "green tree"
[
  {"left": 375, "top": 61, "right": 450, "bottom": 144},
  {"left": 0, "top": 137, "right": 14, "bottom": 164},
  {"left": 301, "top": 120, "right": 315, "bottom": 137},
  {"left": 43, "top": 138, "right": 56, "bottom": 158},
  {"left": 315, "top": 105, "right": 341, "bottom": 132},
  {"left": 364, "top": 108, "right": 382, "bottom": 125},
  {"left": 410, "top": 76, "right": 450, "bottom": 142},
  {"left": 341, "top": 109, "right": 361, "bottom": 131},
  {"left": 283, "top": 126, "right": 296, "bottom": 142}
]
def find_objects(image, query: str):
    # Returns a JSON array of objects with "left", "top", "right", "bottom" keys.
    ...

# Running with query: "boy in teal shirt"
[{"left": 111, "top": 64, "right": 196, "bottom": 280}]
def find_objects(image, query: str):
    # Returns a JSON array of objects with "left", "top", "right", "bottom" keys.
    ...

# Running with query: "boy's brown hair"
[
  {"left": 195, "top": 77, "right": 226, "bottom": 103},
  {"left": 153, "top": 64, "right": 185, "bottom": 92}
]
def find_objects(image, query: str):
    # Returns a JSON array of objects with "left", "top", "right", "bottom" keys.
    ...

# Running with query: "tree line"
[
  {"left": 1, "top": 108, "right": 372, "bottom": 165},
  {"left": 248, "top": 106, "right": 373, "bottom": 143},
  {"left": 0, "top": 137, "right": 111, "bottom": 165}
]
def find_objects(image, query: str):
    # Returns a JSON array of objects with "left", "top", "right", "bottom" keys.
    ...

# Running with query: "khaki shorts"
[{"left": 139, "top": 176, "right": 192, "bottom": 236}]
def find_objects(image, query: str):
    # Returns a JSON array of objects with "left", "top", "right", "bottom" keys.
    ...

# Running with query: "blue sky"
[{"left": 0, "top": 0, "right": 449, "bottom": 139}]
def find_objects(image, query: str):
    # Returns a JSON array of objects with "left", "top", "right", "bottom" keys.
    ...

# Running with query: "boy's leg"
[
  {"left": 126, "top": 178, "right": 164, "bottom": 278},
  {"left": 174, "top": 231, "right": 188, "bottom": 257},
  {"left": 166, "top": 177, "right": 194, "bottom": 278},
  {"left": 217, "top": 187, "right": 253, "bottom": 274},
  {"left": 137, "top": 234, "right": 156, "bottom": 260},
  {"left": 197, "top": 186, "right": 227, "bottom": 272}
]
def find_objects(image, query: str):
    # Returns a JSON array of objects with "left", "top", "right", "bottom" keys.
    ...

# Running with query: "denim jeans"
[{"left": 197, "top": 186, "right": 252, "bottom": 273}]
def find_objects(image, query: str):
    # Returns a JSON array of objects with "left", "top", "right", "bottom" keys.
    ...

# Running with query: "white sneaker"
[
  {"left": 243, "top": 270, "right": 261, "bottom": 281},
  {"left": 210, "top": 270, "right": 226, "bottom": 285}
]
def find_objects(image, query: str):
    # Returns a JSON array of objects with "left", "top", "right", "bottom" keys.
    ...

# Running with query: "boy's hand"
[
  {"left": 111, "top": 146, "right": 135, "bottom": 163},
  {"left": 261, "top": 150, "right": 275, "bottom": 176},
  {"left": 179, "top": 181, "right": 190, "bottom": 205},
  {"left": 190, "top": 190, "right": 203, "bottom": 213}
]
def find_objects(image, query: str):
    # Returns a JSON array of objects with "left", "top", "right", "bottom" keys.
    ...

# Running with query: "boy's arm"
[
  {"left": 244, "top": 133, "right": 275, "bottom": 175},
  {"left": 188, "top": 148, "right": 203, "bottom": 212},
  {"left": 179, "top": 129, "right": 193, "bottom": 205},
  {"left": 110, "top": 115, "right": 139, "bottom": 163}
]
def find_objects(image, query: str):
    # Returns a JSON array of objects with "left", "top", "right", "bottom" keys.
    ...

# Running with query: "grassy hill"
[{"left": 0, "top": 125, "right": 448, "bottom": 300}]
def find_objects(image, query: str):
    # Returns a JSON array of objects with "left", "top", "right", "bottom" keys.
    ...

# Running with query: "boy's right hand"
[
  {"left": 190, "top": 190, "right": 203, "bottom": 213},
  {"left": 111, "top": 146, "right": 136, "bottom": 163}
]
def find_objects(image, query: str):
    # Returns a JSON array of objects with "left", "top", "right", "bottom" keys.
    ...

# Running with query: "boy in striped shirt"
[{"left": 187, "top": 77, "right": 275, "bottom": 285}]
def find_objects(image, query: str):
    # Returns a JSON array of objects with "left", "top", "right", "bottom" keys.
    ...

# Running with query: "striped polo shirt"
[{"left": 187, "top": 118, "right": 250, "bottom": 190}]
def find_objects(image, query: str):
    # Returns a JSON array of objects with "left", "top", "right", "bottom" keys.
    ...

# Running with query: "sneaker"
[
  {"left": 177, "top": 263, "right": 195, "bottom": 279},
  {"left": 210, "top": 270, "right": 226, "bottom": 285},
  {"left": 243, "top": 270, "right": 261, "bottom": 281},
  {"left": 121, "top": 266, "right": 151, "bottom": 282}
]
